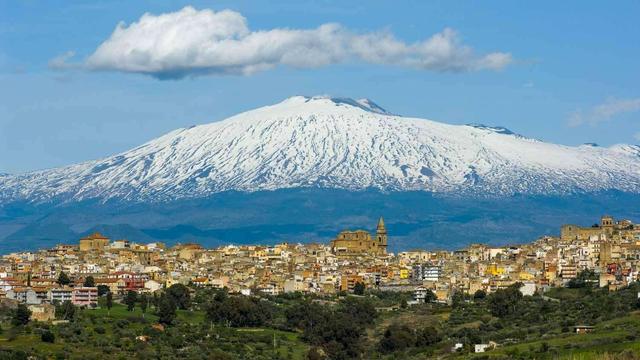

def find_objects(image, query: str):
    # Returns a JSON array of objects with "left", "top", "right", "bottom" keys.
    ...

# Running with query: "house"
[
  {"left": 474, "top": 342, "right": 498, "bottom": 353},
  {"left": 574, "top": 325, "right": 595, "bottom": 334},
  {"left": 191, "top": 277, "right": 210, "bottom": 287},
  {"left": 79, "top": 232, "right": 110, "bottom": 252},
  {"left": 413, "top": 287, "right": 432, "bottom": 303},
  {"left": 72, "top": 287, "right": 98, "bottom": 307},
  {"left": 0, "top": 277, "right": 22, "bottom": 292},
  {"left": 144, "top": 279, "right": 162, "bottom": 293},
  {"left": 519, "top": 281, "right": 537, "bottom": 296},
  {"left": 6, "top": 287, "right": 41, "bottom": 304},
  {"left": 340, "top": 274, "right": 364, "bottom": 292},
  {"left": 28, "top": 303, "right": 56, "bottom": 322},
  {"left": 95, "top": 278, "right": 119, "bottom": 293},
  {"left": 284, "top": 276, "right": 306, "bottom": 293},
  {"left": 49, "top": 287, "right": 73, "bottom": 303}
]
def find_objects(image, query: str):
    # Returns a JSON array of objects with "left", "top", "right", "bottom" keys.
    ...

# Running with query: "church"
[{"left": 330, "top": 217, "right": 388, "bottom": 256}]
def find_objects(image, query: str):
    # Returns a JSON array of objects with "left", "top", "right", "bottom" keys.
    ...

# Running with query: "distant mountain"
[
  {"left": 2, "top": 95, "right": 639, "bottom": 203},
  {"left": 1, "top": 96, "right": 639, "bottom": 253}
]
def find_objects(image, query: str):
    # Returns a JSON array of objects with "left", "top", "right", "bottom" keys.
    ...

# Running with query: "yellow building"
[
  {"left": 176, "top": 243, "right": 204, "bottom": 260},
  {"left": 518, "top": 271, "right": 535, "bottom": 281},
  {"left": 486, "top": 263, "right": 505, "bottom": 276},
  {"left": 340, "top": 274, "right": 364, "bottom": 292},
  {"left": 79, "top": 232, "right": 110, "bottom": 252},
  {"left": 330, "top": 217, "right": 388, "bottom": 256},
  {"left": 399, "top": 269, "right": 410, "bottom": 279}
]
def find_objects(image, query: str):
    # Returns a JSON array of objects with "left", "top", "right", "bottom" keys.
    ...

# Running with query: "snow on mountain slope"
[{"left": 1, "top": 95, "right": 640, "bottom": 203}]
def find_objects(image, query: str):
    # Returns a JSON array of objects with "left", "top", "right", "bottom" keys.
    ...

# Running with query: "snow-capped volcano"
[{"left": 1, "top": 95, "right": 640, "bottom": 203}]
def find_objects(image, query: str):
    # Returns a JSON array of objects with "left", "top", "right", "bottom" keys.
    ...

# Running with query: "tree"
[
  {"left": 206, "top": 295, "right": 274, "bottom": 327},
  {"left": 97, "top": 285, "right": 110, "bottom": 297},
  {"left": 55, "top": 301, "right": 76, "bottom": 321},
  {"left": 152, "top": 292, "right": 159, "bottom": 310},
  {"left": 337, "top": 297, "right": 377, "bottom": 326},
  {"left": 451, "top": 291, "right": 465, "bottom": 308},
  {"left": 83, "top": 276, "right": 95, "bottom": 287},
  {"left": 106, "top": 292, "right": 113, "bottom": 315},
  {"left": 139, "top": 294, "right": 148, "bottom": 318},
  {"left": 124, "top": 290, "right": 137, "bottom": 311},
  {"left": 378, "top": 324, "right": 415, "bottom": 353},
  {"left": 57, "top": 271, "right": 71, "bottom": 286},
  {"left": 41, "top": 330, "right": 55, "bottom": 343},
  {"left": 157, "top": 294, "right": 177, "bottom": 325},
  {"left": 424, "top": 289, "right": 437, "bottom": 303},
  {"left": 306, "top": 347, "right": 324, "bottom": 360},
  {"left": 353, "top": 282, "right": 365, "bottom": 295},
  {"left": 567, "top": 270, "right": 597, "bottom": 288},
  {"left": 473, "top": 289, "right": 487, "bottom": 300},
  {"left": 12, "top": 304, "right": 31, "bottom": 326},
  {"left": 166, "top": 284, "right": 191, "bottom": 310},
  {"left": 285, "top": 298, "right": 372, "bottom": 360},
  {"left": 400, "top": 298, "right": 408, "bottom": 309},
  {"left": 487, "top": 283, "right": 523, "bottom": 317},
  {"left": 416, "top": 326, "right": 442, "bottom": 347}
]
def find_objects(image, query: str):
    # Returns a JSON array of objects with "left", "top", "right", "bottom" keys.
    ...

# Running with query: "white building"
[
  {"left": 48, "top": 287, "right": 73, "bottom": 303},
  {"left": 6, "top": 288, "right": 41, "bottom": 304}
]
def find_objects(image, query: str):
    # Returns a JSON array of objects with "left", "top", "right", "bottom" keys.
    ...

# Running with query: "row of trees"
[{"left": 119, "top": 284, "right": 192, "bottom": 325}]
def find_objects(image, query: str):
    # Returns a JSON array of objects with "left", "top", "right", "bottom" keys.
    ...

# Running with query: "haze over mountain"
[
  {"left": 1, "top": 96, "right": 639, "bottom": 204},
  {"left": 1, "top": 96, "right": 639, "bottom": 253}
]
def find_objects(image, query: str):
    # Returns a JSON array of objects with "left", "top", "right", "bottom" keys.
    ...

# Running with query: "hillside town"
[{"left": 1, "top": 215, "right": 639, "bottom": 322}]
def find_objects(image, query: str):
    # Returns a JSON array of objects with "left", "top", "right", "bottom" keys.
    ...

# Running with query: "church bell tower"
[{"left": 376, "top": 217, "right": 388, "bottom": 254}]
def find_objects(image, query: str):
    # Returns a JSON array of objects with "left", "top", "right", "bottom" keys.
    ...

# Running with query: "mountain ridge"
[{"left": 1, "top": 96, "right": 640, "bottom": 204}]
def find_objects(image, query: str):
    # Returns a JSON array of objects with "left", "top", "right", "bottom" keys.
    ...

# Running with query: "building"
[
  {"left": 413, "top": 263, "right": 442, "bottom": 282},
  {"left": 413, "top": 287, "right": 433, "bottom": 303},
  {"left": 330, "top": 217, "right": 388, "bottom": 256},
  {"left": 340, "top": 274, "right": 364, "bottom": 292},
  {"left": 79, "top": 232, "right": 110, "bottom": 252},
  {"left": 560, "top": 215, "right": 638, "bottom": 242},
  {"left": 574, "top": 325, "right": 595, "bottom": 334},
  {"left": 6, "top": 287, "right": 41, "bottom": 304},
  {"left": 176, "top": 243, "right": 204, "bottom": 260},
  {"left": 72, "top": 287, "right": 98, "bottom": 307},
  {"left": 48, "top": 287, "right": 73, "bottom": 303},
  {"left": 29, "top": 303, "right": 56, "bottom": 322}
]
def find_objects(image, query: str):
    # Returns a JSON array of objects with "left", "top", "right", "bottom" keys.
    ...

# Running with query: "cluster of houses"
[
  {"left": 0, "top": 215, "right": 638, "bottom": 324},
  {"left": 403, "top": 216, "right": 640, "bottom": 304}
]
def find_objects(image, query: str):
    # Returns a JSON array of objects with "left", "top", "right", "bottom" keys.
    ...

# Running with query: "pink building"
[{"left": 72, "top": 287, "right": 98, "bottom": 307}]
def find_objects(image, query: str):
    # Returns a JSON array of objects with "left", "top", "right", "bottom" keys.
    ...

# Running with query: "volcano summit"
[
  {"left": 1, "top": 96, "right": 639, "bottom": 203},
  {"left": 1, "top": 96, "right": 639, "bottom": 252}
]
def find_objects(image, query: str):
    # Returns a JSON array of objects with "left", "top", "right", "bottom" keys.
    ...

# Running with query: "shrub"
[{"left": 41, "top": 330, "right": 55, "bottom": 343}]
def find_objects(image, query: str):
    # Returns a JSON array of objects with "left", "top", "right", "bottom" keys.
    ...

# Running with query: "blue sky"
[{"left": 1, "top": 1, "right": 639, "bottom": 173}]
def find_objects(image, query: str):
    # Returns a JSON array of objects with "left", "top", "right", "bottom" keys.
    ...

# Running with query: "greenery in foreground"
[{"left": 2, "top": 279, "right": 640, "bottom": 359}]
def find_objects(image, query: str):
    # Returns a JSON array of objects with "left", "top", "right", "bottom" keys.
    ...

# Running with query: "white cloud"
[
  {"left": 58, "top": 6, "right": 512, "bottom": 79},
  {"left": 568, "top": 97, "right": 640, "bottom": 127},
  {"left": 48, "top": 51, "right": 77, "bottom": 70}
]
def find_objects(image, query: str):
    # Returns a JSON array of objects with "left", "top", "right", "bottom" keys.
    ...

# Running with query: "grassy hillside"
[{"left": 2, "top": 285, "right": 640, "bottom": 359}]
